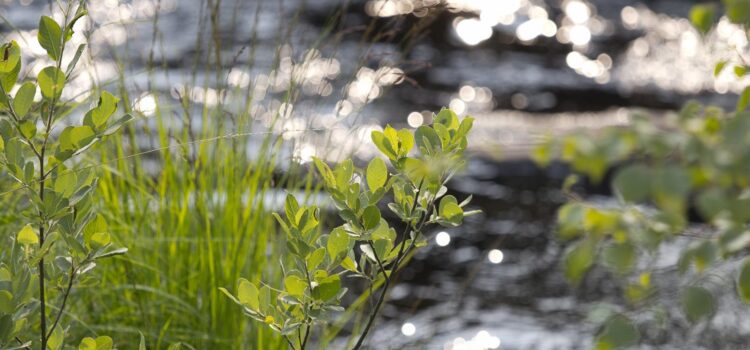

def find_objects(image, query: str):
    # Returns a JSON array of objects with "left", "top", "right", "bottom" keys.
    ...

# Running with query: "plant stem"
[
  {"left": 284, "top": 335, "right": 297, "bottom": 350},
  {"left": 301, "top": 324, "right": 310, "bottom": 350},
  {"left": 46, "top": 264, "right": 76, "bottom": 339},
  {"left": 38, "top": 150, "right": 47, "bottom": 350},
  {"left": 352, "top": 241, "right": 391, "bottom": 350},
  {"left": 352, "top": 180, "right": 435, "bottom": 350},
  {"left": 38, "top": 6, "right": 71, "bottom": 347}
]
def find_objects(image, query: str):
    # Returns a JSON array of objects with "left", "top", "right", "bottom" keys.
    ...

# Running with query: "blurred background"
[{"left": 2, "top": 0, "right": 748, "bottom": 349}]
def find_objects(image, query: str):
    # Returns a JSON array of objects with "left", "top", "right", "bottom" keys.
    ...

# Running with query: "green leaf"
[
  {"left": 327, "top": 227, "right": 351, "bottom": 261},
  {"left": 557, "top": 202, "right": 586, "bottom": 240},
  {"left": 434, "top": 108, "right": 459, "bottom": 130},
  {"left": 563, "top": 239, "right": 596, "bottom": 284},
  {"left": 736, "top": 65, "right": 749, "bottom": 77},
  {"left": 0, "top": 290, "right": 13, "bottom": 314},
  {"left": 306, "top": 247, "right": 326, "bottom": 270},
  {"left": 94, "top": 336, "right": 113, "bottom": 350},
  {"left": 362, "top": 205, "right": 381, "bottom": 230},
  {"left": 312, "top": 157, "right": 336, "bottom": 189},
  {"left": 595, "top": 314, "right": 639, "bottom": 349},
  {"left": 89, "top": 232, "right": 111, "bottom": 249},
  {"left": 19, "top": 120, "right": 36, "bottom": 139},
  {"left": 739, "top": 86, "right": 750, "bottom": 111},
  {"left": 139, "top": 332, "right": 147, "bottom": 350},
  {"left": 690, "top": 4, "right": 716, "bottom": 34},
  {"left": 726, "top": 0, "right": 750, "bottom": 25},
  {"left": 66, "top": 43, "right": 86, "bottom": 76},
  {"left": 59, "top": 125, "right": 95, "bottom": 151},
  {"left": 0, "top": 50, "right": 20, "bottom": 94},
  {"left": 312, "top": 275, "right": 341, "bottom": 301},
  {"left": 414, "top": 125, "right": 441, "bottom": 155},
  {"left": 652, "top": 164, "right": 691, "bottom": 214},
  {"left": 84, "top": 214, "right": 108, "bottom": 249},
  {"left": 439, "top": 195, "right": 464, "bottom": 224},
  {"left": 612, "top": 164, "right": 651, "bottom": 202},
  {"left": 79, "top": 337, "right": 96, "bottom": 350},
  {"left": 13, "top": 82, "right": 36, "bottom": 118},
  {"left": 284, "top": 275, "right": 307, "bottom": 297},
  {"left": 38, "top": 16, "right": 62, "bottom": 60},
  {"left": 47, "top": 326, "right": 64, "bottom": 350},
  {"left": 334, "top": 159, "right": 353, "bottom": 191},
  {"left": 696, "top": 188, "right": 727, "bottom": 221},
  {"left": 681, "top": 286, "right": 716, "bottom": 322},
  {"left": 371, "top": 130, "right": 397, "bottom": 160},
  {"left": 237, "top": 278, "right": 260, "bottom": 311},
  {"left": 102, "top": 114, "right": 133, "bottom": 136},
  {"left": 691, "top": 241, "right": 717, "bottom": 273},
  {"left": 366, "top": 157, "right": 388, "bottom": 191},
  {"left": 54, "top": 170, "right": 78, "bottom": 198},
  {"left": 456, "top": 117, "right": 474, "bottom": 139},
  {"left": 0, "top": 314, "right": 12, "bottom": 343},
  {"left": 95, "top": 247, "right": 128, "bottom": 260},
  {"left": 89, "top": 91, "right": 119, "bottom": 128},
  {"left": 0, "top": 41, "right": 20, "bottom": 73},
  {"left": 79, "top": 336, "right": 114, "bottom": 350},
  {"left": 0, "top": 267, "right": 10, "bottom": 282},
  {"left": 17, "top": 224, "right": 38, "bottom": 245},
  {"left": 601, "top": 242, "right": 636, "bottom": 274},
  {"left": 738, "top": 258, "right": 750, "bottom": 303},
  {"left": 65, "top": 7, "right": 87, "bottom": 42},
  {"left": 341, "top": 256, "right": 358, "bottom": 272},
  {"left": 38, "top": 66, "right": 65, "bottom": 100},
  {"left": 396, "top": 129, "right": 414, "bottom": 156},
  {"left": 284, "top": 194, "right": 299, "bottom": 224},
  {"left": 714, "top": 60, "right": 728, "bottom": 77}
]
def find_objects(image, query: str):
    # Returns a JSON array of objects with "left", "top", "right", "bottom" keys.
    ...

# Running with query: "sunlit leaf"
[
  {"left": 38, "top": 16, "right": 62, "bottom": 60},
  {"left": 284, "top": 275, "right": 307, "bottom": 297},
  {"left": 366, "top": 157, "right": 388, "bottom": 191},
  {"left": 13, "top": 82, "right": 36, "bottom": 118},
  {"left": 0, "top": 41, "right": 20, "bottom": 73},
  {"left": 16, "top": 224, "right": 38, "bottom": 245},
  {"left": 38, "top": 66, "right": 65, "bottom": 100},
  {"left": 237, "top": 278, "right": 260, "bottom": 311},
  {"left": 690, "top": 4, "right": 717, "bottom": 34}
]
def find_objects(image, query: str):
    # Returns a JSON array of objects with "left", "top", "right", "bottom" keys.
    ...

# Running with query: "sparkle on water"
[
  {"left": 401, "top": 322, "right": 417, "bottom": 336},
  {"left": 488, "top": 249, "right": 504, "bottom": 264},
  {"left": 436, "top": 231, "right": 451, "bottom": 247},
  {"left": 446, "top": 330, "right": 501, "bottom": 350}
]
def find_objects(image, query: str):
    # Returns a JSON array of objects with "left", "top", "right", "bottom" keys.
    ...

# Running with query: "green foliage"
[
  {"left": 0, "top": 5, "right": 130, "bottom": 349},
  {"left": 532, "top": 6, "right": 750, "bottom": 346},
  {"left": 690, "top": 4, "right": 717, "bottom": 35},
  {"left": 223, "top": 109, "right": 475, "bottom": 349},
  {"left": 681, "top": 286, "right": 716, "bottom": 322},
  {"left": 595, "top": 314, "right": 639, "bottom": 350}
]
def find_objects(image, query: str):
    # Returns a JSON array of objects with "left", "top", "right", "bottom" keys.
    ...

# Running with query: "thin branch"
[
  {"left": 352, "top": 243, "right": 391, "bottom": 350},
  {"left": 46, "top": 263, "right": 76, "bottom": 339}
]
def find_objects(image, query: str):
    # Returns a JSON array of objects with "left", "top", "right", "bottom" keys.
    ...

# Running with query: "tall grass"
[{"left": 0, "top": 0, "right": 438, "bottom": 348}]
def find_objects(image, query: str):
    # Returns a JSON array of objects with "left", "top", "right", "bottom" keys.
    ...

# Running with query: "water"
[{"left": 3, "top": 0, "right": 750, "bottom": 348}]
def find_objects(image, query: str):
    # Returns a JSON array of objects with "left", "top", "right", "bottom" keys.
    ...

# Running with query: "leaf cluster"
[{"left": 223, "top": 108, "right": 477, "bottom": 349}]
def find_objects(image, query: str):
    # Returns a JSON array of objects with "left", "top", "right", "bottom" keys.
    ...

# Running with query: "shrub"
[
  {"left": 0, "top": 3, "right": 132, "bottom": 349},
  {"left": 222, "top": 108, "right": 477, "bottom": 349},
  {"left": 534, "top": 3, "right": 750, "bottom": 347}
]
